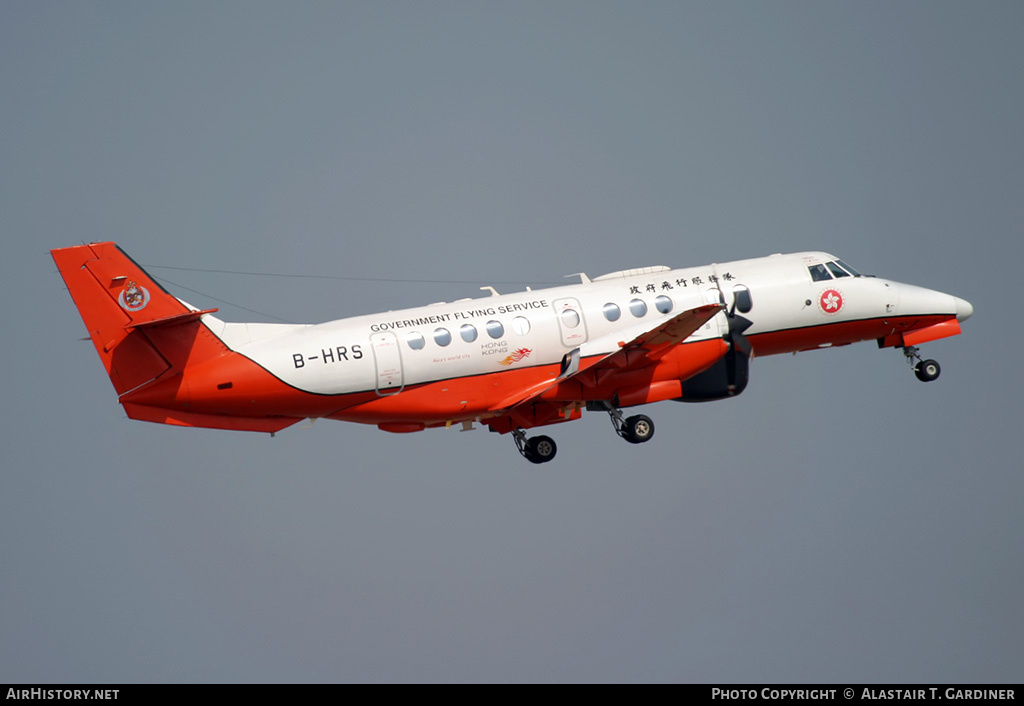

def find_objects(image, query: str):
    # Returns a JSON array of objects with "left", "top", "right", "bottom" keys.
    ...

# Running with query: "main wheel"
[
  {"left": 623, "top": 415, "right": 655, "bottom": 444},
  {"left": 525, "top": 435, "right": 557, "bottom": 463},
  {"left": 915, "top": 359, "right": 941, "bottom": 382}
]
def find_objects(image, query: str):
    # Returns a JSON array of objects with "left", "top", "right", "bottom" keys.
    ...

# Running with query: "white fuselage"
[{"left": 200, "top": 251, "right": 968, "bottom": 399}]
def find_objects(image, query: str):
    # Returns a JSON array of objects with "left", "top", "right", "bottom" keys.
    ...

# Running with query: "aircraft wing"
[
  {"left": 491, "top": 302, "right": 724, "bottom": 412},
  {"left": 597, "top": 302, "right": 724, "bottom": 365}
]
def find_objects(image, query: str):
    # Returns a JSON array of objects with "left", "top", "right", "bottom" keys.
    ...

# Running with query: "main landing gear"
[
  {"left": 600, "top": 401, "right": 656, "bottom": 444},
  {"left": 903, "top": 346, "right": 941, "bottom": 382},
  {"left": 513, "top": 428, "right": 558, "bottom": 464},
  {"left": 511, "top": 403, "right": 657, "bottom": 464}
]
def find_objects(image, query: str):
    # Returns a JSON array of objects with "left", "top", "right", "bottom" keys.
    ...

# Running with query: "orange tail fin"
[{"left": 51, "top": 242, "right": 220, "bottom": 396}]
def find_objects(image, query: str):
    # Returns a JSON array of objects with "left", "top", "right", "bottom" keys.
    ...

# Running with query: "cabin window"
[
  {"left": 434, "top": 328, "right": 452, "bottom": 347},
  {"left": 486, "top": 320, "right": 504, "bottom": 339},
  {"left": 560, "top": 308, "right": 581, "bottom": 328},
  {"left": 733, "top": 285, "right": 753, "bottom": 314},
  {"left": 511, "top": 316, "right": 530, "bottom": 335},
  {"left": 603, "top": 302, "right": 621, "bottom": 322},
  {"left": 704, "top": 288, "right": 725, "bottom": 306},
  {"left": 629, "top": 298, "right": 648, "bottom": 317},
  {"left": 460, "top": 324, "right": 478, "bottom": 343},
  {"left": 406, "top": 332, "right": 425, "bottom": 350},
  {"left": 808, "top": 264, "right": 832, "bottom": 282},
  {"left": 826, "top": 261, "right": 850, "bottom": 278},
  {"left": 655, "top": 295, "right": 673, "bottom": 314}
]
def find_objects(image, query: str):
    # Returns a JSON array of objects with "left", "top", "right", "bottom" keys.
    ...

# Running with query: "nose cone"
[{"left": 954, "top": 296, "right": 974, "bottom": 323}]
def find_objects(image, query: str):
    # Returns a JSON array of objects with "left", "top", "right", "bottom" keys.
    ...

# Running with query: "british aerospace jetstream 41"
[{"left": 52, "top": 243, "right": 973, "bottom": 463}]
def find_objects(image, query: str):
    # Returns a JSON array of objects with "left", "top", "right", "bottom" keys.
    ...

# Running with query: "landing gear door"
[
  {"left": 552, "top": 297, "right": 588, "bottom": 348},
  {"left": 370, "top": 332, "right": 404, "bottom": 396}
]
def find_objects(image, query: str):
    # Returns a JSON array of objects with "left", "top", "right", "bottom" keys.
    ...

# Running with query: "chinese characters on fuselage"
[{"left": 628, "top": 272, "right": 735, "bottom": 295}]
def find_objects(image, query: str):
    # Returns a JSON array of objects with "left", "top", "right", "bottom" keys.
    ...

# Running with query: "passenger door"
[
  {"left": 370, "top": 332, "right": 404, "bottom": 395},
  {"left": 551, "top": 297, "right": 588, "bottom": 348}
]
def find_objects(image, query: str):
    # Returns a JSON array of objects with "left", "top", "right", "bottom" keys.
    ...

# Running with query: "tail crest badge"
[{"left": 118, "top": 281, "right": 150, "bottom": 312}]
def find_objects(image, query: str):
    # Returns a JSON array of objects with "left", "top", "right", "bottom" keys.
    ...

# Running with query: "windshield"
[
  {"left": 835, "top": 259, "right": 862, "bottom": 276},
  {"left": 808, "top": 259, "right": 865, "bottom": 281}
]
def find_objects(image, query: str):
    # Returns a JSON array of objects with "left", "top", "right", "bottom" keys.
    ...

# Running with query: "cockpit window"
[
  {"left": 826, "top": 261, "right": 850, "bottom": 278},
  {"left": 836, "top": 259, "right": 861, "bottom": 277},
  {"left": 808, "top": 264, "right": 832, "bottom": 282}
]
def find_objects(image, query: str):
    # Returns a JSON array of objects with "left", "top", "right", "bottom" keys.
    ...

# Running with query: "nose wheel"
[
  {"left": 512, "top": 428, "right": 558, "bottom": 464},
  {"left": 903, "top": 346, "right": 941, "bottom": 382},
  {"left": 600, "top": 402, "right": 656, "bottom": 444}
]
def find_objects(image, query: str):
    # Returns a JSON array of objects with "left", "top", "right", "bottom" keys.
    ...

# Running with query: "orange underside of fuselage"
[
  {"left": 120, "top": 313, "right": 956, "bottom": 433},
  {"left": 122, "top": 335, "right": 730, "bottom": 432},
  {"left": 333, "top": 337, "right": 730, "bottom": 427},
  {"left": 747, "top": 314, "right": 955, "bottom": 357}
]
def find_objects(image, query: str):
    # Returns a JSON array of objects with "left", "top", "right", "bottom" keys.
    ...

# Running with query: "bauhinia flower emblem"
[{"left": 819, "top": 289, "right": 843, "bottom": 314}]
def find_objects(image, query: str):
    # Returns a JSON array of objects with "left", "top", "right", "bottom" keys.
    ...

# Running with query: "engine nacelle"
[{"left": 675, "top": 348, "right": 749, "bottom": 402}]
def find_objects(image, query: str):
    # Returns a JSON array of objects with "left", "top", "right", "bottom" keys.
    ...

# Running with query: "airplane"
[{"left": 51, "top": 243, "right": 973, "bottom": 463}]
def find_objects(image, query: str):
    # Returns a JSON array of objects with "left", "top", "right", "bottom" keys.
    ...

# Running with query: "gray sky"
[{"left": 2, "top": 1, "right": 1021, "bottom": 683}]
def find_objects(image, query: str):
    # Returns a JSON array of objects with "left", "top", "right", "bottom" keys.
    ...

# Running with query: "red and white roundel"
[{"left": 819, "top": 289, "right": 843, "bottom": 314}]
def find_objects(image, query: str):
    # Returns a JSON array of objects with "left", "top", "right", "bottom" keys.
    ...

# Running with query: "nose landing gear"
[{"left": 903, "top": 346, "right": 941, "bottom": 382}]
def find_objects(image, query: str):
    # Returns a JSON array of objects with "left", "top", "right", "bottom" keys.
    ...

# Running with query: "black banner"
[{"left": 1, "top": 684, "right": 1020, "bottom": 696}]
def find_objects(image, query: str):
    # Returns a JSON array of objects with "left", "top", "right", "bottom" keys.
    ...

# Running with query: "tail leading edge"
[{"left": 52, "top": 242, "right": 301, "bottom": 433}]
